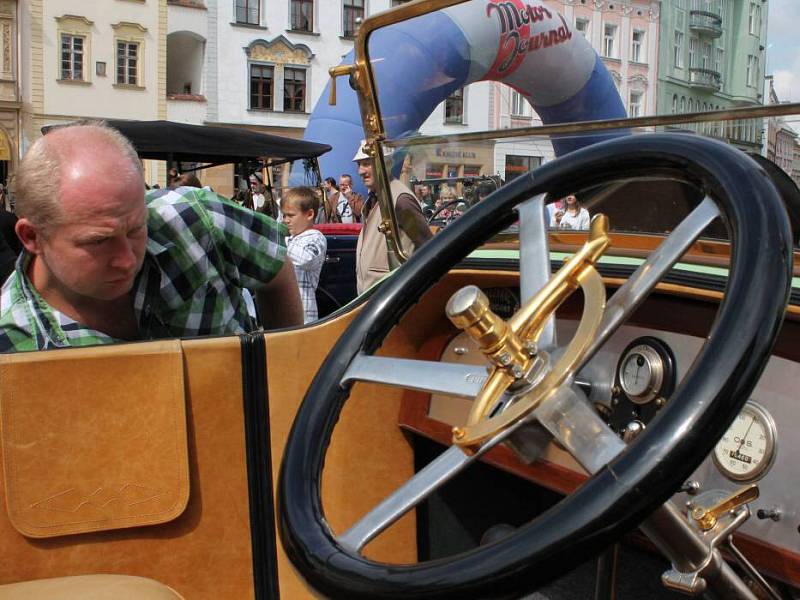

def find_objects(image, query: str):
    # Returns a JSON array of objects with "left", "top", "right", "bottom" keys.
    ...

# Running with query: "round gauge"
[
  {"left": 618, "top": 343, "right": 667, "bottom": 404},
  {"left": 713, "top": 401, "right": 777, "bottom": 482}
]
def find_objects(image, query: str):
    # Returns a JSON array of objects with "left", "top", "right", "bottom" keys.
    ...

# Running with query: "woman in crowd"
[
  {"left": 433, "top": 186, "right": 458, "bottom": 223},
  {"left": 552, "top": 193, "right": 590, "bottom": 230}
]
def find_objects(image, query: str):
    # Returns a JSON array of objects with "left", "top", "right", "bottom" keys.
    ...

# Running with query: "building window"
[
  {"left": 290, "top": 0, "right": 313, "bottom": 32},
  {"left": 504, "top": 155, "right": 541, "bottom": 182},
  {"left": 236, "top": 0, "right": 260, "bottom": 25},
  {"left": 116, "top": 41, "right": 139, "bottom": 85},
  {"left": 628, "top": 91, "right": 642, "bottom": 117},
  {"left": 510, "top": 90, "right": 530, "bottom": 118},
  {"left": 444, "top": 87, "right": 464, "bottom": 124},
  {"left": 631, "top": 29, "right": 644, "bottom": 63},
  {"left": 61, "top": 34, "right": 85, "bottom": 80},
  {"left": 425, "top": 163, "right": 444, "bottom": 179},
  {"left": 680, "top": 96, "right": 686, "bottom": 112},
  {"left": 673, "top": 31, "right": 684, "bottom": 68},
  {"left": 672, "top": 94, "right": 678, "bottom": 114},
  {"left": 284, "top": 67, "right": 306, "bottom": 112},
  {"left": 688, "top": 36, "right": 698, "bottom": 68},
  {"left": 343, "top": 0, "right": 364, "bottom": 38},
  {"left": 250, "top": 63, "right": 273, "bottom": 109},
  {"left": 701, "top": 42, "right": 712, "bottom": 69},
  {"left": 746, "top": 54, "right": 757, "bottom": 87},
  {"left": 463, "top": 164, "right": 481, "bottom": 177},
  {"left": 575, "top": 17, "right": 589, "bottom": 38},
  {"left": 748, "top": 2, "right": 760, "bottom": 35},
  {"left": 715, "top": 47, "right": 724, "bottom": 76},
  {"left": 603, "top": 23, "right": 617, "bottom": 58}
]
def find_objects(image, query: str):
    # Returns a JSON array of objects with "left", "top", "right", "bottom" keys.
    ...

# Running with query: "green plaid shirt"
[{"left": 0, "top": 187, "right": 287, "bottom": 353}]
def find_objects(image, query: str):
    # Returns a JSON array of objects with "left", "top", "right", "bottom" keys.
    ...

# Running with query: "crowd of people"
[{"left": 0, "top": 124, "right": 595, "bottom": 353}]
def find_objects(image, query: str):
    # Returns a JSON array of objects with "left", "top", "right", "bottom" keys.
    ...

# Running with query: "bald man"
[{"left": 0, "top": 122, "right": 302, "bottom": 352}]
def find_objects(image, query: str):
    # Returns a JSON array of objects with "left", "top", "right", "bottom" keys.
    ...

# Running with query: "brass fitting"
[
  {"left": 446, "top": 286, "right": 530, "bottom": 371},
  {"left": 691, "top": 484, "right": 759, "bottom": 531}
]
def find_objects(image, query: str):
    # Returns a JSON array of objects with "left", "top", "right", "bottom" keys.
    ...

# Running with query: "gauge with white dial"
[
  {"left": 616, "top": 338, "right": 675, "bottom": 405},
  {"left": 713, "top": 401, "right": 777, "bottom": 482}
]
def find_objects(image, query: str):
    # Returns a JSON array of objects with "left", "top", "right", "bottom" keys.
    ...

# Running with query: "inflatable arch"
[{"left": 302, "top": 0, "right": 626, "bottom": 194}]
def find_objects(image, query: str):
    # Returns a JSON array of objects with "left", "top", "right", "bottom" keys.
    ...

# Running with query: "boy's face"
[{"left": 282, "top": 200, "right": 315, "bottom": 236}]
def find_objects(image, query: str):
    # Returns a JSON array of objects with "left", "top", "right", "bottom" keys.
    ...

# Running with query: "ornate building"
[
  {"left": 0, "top": 0, "right": 19, "bottom": 190},
  {"left": 656, "top": 0, "right": 768, "bottom": 151},
  {"left": 19, "top": 0, "right": 166, "bottom": 183}
]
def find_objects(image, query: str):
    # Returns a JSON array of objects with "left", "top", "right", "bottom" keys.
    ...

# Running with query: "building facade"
[
  {"left": 656, "top": 0, "right": 767, "bottom": 151},
  {"left": 0, "top": 1, "right": 20, "bottom": 190},
  {"left": 19, "top": 0, "right": 166, "bottom": 182},
  {"left": 765, "top": 78, "right": 798, "bottom": 181},
  {"left": 168, "top": 0, "right": 417, "bottom": 194}
]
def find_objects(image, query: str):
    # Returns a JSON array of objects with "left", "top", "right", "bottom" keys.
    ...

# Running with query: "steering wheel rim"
[{"left": 278, "top": 134, "right": 793, "bottom": 600}]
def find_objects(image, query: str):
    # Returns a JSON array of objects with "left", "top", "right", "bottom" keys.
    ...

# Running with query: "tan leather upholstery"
[
  {"left": 0, "top": 341, "right": 189, "bottom": 538},
  {"left": 0, "top": 337, "right": 253, "bottom": 599},
  {"left": 0, "top": 574, "right": 184, "bottom": 599}
]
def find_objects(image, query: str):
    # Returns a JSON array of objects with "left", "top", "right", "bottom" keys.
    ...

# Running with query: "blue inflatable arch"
[{"left": 301, "top": 0, "right": 626, "bottom": 194}]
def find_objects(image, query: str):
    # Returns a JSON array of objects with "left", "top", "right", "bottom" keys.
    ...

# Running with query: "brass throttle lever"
[{"left": 691, "top": 484, "right": 759, "bottom": 532}]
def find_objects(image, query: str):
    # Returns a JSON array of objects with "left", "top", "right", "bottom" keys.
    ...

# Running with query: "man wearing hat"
[{"left": 353, "top": 140, "right": 432, "bottom": 294}]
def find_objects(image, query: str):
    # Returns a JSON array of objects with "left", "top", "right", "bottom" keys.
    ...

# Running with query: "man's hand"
[{"left": 256, "top": 259, "right": 303, "bottom": 329}]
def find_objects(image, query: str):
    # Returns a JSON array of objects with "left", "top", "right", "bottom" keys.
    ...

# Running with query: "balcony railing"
[
  {"left": 689, "top": 67, "right": 721, "bottom": 91},
  {"left": 689, "top": 10, "right": 722, "bottom": 38}
]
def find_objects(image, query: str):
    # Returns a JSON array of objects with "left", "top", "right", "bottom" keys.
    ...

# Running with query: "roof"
[{"left": 42, "top": 120, "right": 331, "bottom": 166}]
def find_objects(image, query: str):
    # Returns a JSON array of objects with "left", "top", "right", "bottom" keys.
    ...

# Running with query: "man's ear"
[{"left": 15, "top": 218, "right": 44, "bottom": 254}]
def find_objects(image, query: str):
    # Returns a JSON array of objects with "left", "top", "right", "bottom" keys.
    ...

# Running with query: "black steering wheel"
[{"left": 278, "top": 134, "right": 793, "bottom": 599}]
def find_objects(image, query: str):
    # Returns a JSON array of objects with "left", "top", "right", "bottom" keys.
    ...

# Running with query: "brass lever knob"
[
  {"left": 446, "top": 286, "right": 529, "bottom": 370},
  {"left": 691, "top": 484, "right": 759, "bottom": 531}
]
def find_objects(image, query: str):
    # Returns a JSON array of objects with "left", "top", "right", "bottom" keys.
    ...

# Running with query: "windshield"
[{"left": 358, "top": 0, "right": 800, "bottom": 246}]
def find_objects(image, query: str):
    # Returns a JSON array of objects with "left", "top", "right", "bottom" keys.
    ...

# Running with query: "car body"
[{"left": 2, "top": 1, "right": 800, "bottom": 599}]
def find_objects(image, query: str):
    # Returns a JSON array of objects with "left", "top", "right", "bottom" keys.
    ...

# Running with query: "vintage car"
[{"left": 2, "top": 1, "right": 800, "bottom": 599}]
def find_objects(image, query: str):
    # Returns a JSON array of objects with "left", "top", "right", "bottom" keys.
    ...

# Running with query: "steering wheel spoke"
[
  {"left": 517, "top": 193, "right": 556, "bottom": 350},
  {"left": 342, "top": 354, "right": 486, "bottom": 398},
  {"left": 534, "top": 385, "right": 626, "bottom": 475},
  {"left": 587, "top": 196, "right": 720, "bottom": 358}
]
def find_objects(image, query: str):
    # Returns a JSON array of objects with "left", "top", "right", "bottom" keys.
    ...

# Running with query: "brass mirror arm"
[{"left": 328, "top": 65, "right": 356, "bottom": 106}]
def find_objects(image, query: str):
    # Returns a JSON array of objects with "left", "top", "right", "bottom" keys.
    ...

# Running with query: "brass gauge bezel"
[{"left": 712, "top": 400, "right": 777, "bottom": 483}]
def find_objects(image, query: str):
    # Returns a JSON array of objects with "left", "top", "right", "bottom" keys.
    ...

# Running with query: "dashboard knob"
[{"left": 756, "top": 507, "right": 781, "bottom": 522}]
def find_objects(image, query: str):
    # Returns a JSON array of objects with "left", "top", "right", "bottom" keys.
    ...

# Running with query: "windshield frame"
[{"left": 347, "top": 0, "right": 800, "bottom": 261}]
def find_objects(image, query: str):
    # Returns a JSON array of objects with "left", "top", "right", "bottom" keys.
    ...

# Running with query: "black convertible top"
[{"left": 42, "top": 120, "right": 331, "bottom": 166}]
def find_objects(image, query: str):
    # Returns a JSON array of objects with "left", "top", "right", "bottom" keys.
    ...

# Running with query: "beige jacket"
[{"left": 356, "top": 180, "right": 418, "bottom": 294}]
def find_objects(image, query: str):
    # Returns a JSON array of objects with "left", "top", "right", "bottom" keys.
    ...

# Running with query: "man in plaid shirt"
[{"left": 0, "top": 123, "right": 302, "bottom": 352}]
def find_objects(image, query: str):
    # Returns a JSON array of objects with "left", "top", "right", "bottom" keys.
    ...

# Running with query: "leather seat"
[{"left": 0, "top": 575, "right": 184, "bottom": 599}]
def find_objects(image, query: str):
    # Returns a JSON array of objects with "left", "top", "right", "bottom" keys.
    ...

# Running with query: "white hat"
[{"left": 352, "top": 139, "right": 393, "bottom": 162}]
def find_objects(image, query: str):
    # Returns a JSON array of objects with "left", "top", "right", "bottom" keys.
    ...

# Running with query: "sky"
[{"left": 767, "top": 0, "right": 800, "bottom": 103}]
